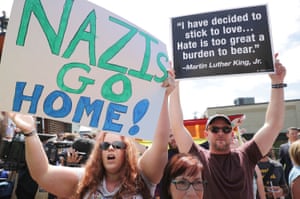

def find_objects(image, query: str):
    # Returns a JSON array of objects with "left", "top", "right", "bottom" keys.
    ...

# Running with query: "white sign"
[{"left": 0, "top": 0, "right": 169, "bottom": 140}]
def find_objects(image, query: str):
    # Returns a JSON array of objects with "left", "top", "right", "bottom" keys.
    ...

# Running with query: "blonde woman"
[{"left": 288, "top": 139, "right": 300, "bottom": 199}]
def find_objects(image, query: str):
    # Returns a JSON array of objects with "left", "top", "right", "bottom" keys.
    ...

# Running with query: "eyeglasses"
[
  {"left": 100, "top": 141, "right": 126, "bottom": 150},
  {"left": 171, "top": 179, "right": 206, "bottom": 191},
  {"left": 209, "top": 126, "right": 232, "bottom": 134}
]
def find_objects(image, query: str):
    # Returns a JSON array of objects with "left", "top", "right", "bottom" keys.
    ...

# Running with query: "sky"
[{"left": 1, "top": 0, "right": 300, "bottom": 119}]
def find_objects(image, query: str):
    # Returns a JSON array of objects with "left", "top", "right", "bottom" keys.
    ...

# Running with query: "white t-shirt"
[{"left": 81, "top": 171, "right": 155, "bottom": 199}]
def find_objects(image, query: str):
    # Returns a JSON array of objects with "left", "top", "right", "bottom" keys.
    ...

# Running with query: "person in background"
[
  {"left": 0, "top": 111, "right": 9, "bottom": 152},
  {"left": 167, "top": 133, "right": 179, "bottom": 159},
  {"left": 56, "top": 132, "right": 65, "bottom": 141},
  {"left": 255, "top": 165, "right": 267, "bottom": 199},
  {"left": 62, "top": 132, "right": 79, "bottom": 142},
  {"left": 7, "top": 74, "right": 175, "bottom": 198},
  {"left": 0, "top": 111, "right": 7, "bottom": 142},
  {"left": 257, "top": 150, "right": 289, "bottom": 199},
  {"left": 81, "top": 132, "right": 96, "bottom": 140},
  {"left": 55, "top": 132, "right": 79, "bottom": 167},
  {"left": 288, "top": 140, "right": 300, "bottom": 199},
  {"left": 65, "top": 137, "right": 95, "bottom": 167},
  {"left": 15, "top": 162, "right": 39, "bottom": 199},
  {"left": 169, "top": 54, "right": 286, "bottom": 199},
  {"left": 160, "top": 153, "right": 205, "bottom": 199},
  {"left": 279, "top": 127, "right": 299, "bottom": 184}
]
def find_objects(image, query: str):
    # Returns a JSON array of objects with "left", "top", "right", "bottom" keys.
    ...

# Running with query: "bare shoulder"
[{"left": 291, "top": 176, "right": 300, "bottom": 198}]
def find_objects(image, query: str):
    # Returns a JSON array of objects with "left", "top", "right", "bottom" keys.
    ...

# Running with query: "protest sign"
[
  {"left": 0, "top": 0, "right": 169, "bottom": 140},
  {"left": 171, "top": 5, "right": 274, "bottom": 79}
]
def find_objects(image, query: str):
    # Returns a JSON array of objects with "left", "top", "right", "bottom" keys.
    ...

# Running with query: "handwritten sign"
[
  {"left": 171, "top": 5, "right": 274, "bottom": 79},
  {"left": 0, "top": 0, "right": 169, "bottom": 140}
]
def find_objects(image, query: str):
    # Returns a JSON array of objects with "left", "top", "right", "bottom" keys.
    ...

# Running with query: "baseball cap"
[
  {"left": 288, "top": 127, "right": 299, "bottom": 131},
  {"left": 205, "top": 114, "right": 232, "bottom": 130}
]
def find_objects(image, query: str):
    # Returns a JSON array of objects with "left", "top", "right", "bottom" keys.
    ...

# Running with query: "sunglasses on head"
[
  {"left": 100, "top": 141, "right": 126, "bottom": 150},
  {"left": 209, "top": 126, "right": 232, "bottom": 134}
]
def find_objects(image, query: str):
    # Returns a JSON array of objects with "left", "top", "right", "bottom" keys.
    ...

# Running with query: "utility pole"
[{"left": 0, "top": 11, "right": 9, "bottom": 33}]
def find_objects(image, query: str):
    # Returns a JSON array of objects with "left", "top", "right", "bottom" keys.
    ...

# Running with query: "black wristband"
[
  {"left": 272, "top": 83, "right": 287, "bottom": 88},
  {"left": 23, "top": 130, "right": 36, "bottom": 137}
]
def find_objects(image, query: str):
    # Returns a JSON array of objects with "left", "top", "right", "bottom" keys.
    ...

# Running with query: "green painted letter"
[
  {"left": 57, "top": 62, "right": 95, "bottom": 94},
  {"left": 62, "top": 10, "right": 97, "bottom": 66},
  {"left": 16, "top": 0, "right": 73, "bottom": 55}
]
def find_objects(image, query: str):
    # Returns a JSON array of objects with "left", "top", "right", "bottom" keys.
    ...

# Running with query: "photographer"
[{"left": 65, "top": 138, "right": 95, "bottom": 167}]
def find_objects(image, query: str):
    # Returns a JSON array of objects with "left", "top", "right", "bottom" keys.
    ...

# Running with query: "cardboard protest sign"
[
  {"left": 0, "top": 0, "right": 169, "bottom": 140},
  {"left": 171, "top": 5, "right": 274, "bottom": 79}
]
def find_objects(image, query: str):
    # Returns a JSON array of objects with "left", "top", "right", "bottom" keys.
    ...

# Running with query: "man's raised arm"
[{"left": 253, "top": 54, "right": 286, "bottom": 156}]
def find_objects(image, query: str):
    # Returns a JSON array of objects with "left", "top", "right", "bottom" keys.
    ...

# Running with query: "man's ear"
[{"left": 204, "top": 130, "right": 208, "bottom": 138}]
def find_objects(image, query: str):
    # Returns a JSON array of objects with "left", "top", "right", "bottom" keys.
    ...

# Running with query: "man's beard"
[{"left": 212, "top": 140, "right": 230, "bottom": 152}]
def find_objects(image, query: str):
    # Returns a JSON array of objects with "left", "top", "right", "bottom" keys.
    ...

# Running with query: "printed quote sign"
[
  {"left": 171, "top": 5, "right": 274, "bottom": 79},
  {"left": 0, "top": 0, "right": 169, "bottom": 140}
]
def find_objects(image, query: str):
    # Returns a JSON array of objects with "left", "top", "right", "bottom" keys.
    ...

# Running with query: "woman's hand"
[
  {"left": 162, "top": 69, "right": 176, "bottom": 96},
  {"left": 8, "top": 112, "right": 36, "bottom": 134}
]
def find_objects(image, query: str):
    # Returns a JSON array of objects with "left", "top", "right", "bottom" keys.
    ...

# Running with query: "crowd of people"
[
  {"left": 0, "top": 24, "right": 299, "bottom": 198},
  {"left": 257, "top": 149, "right": 289, "bottom": 199},
  {"left": 1, "top": 54, "right": 299, "bottom": 199}
]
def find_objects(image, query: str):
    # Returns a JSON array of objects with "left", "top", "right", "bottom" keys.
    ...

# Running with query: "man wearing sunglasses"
[{"left": 169, "top": 54, "right": 287, "bottom": 199}]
